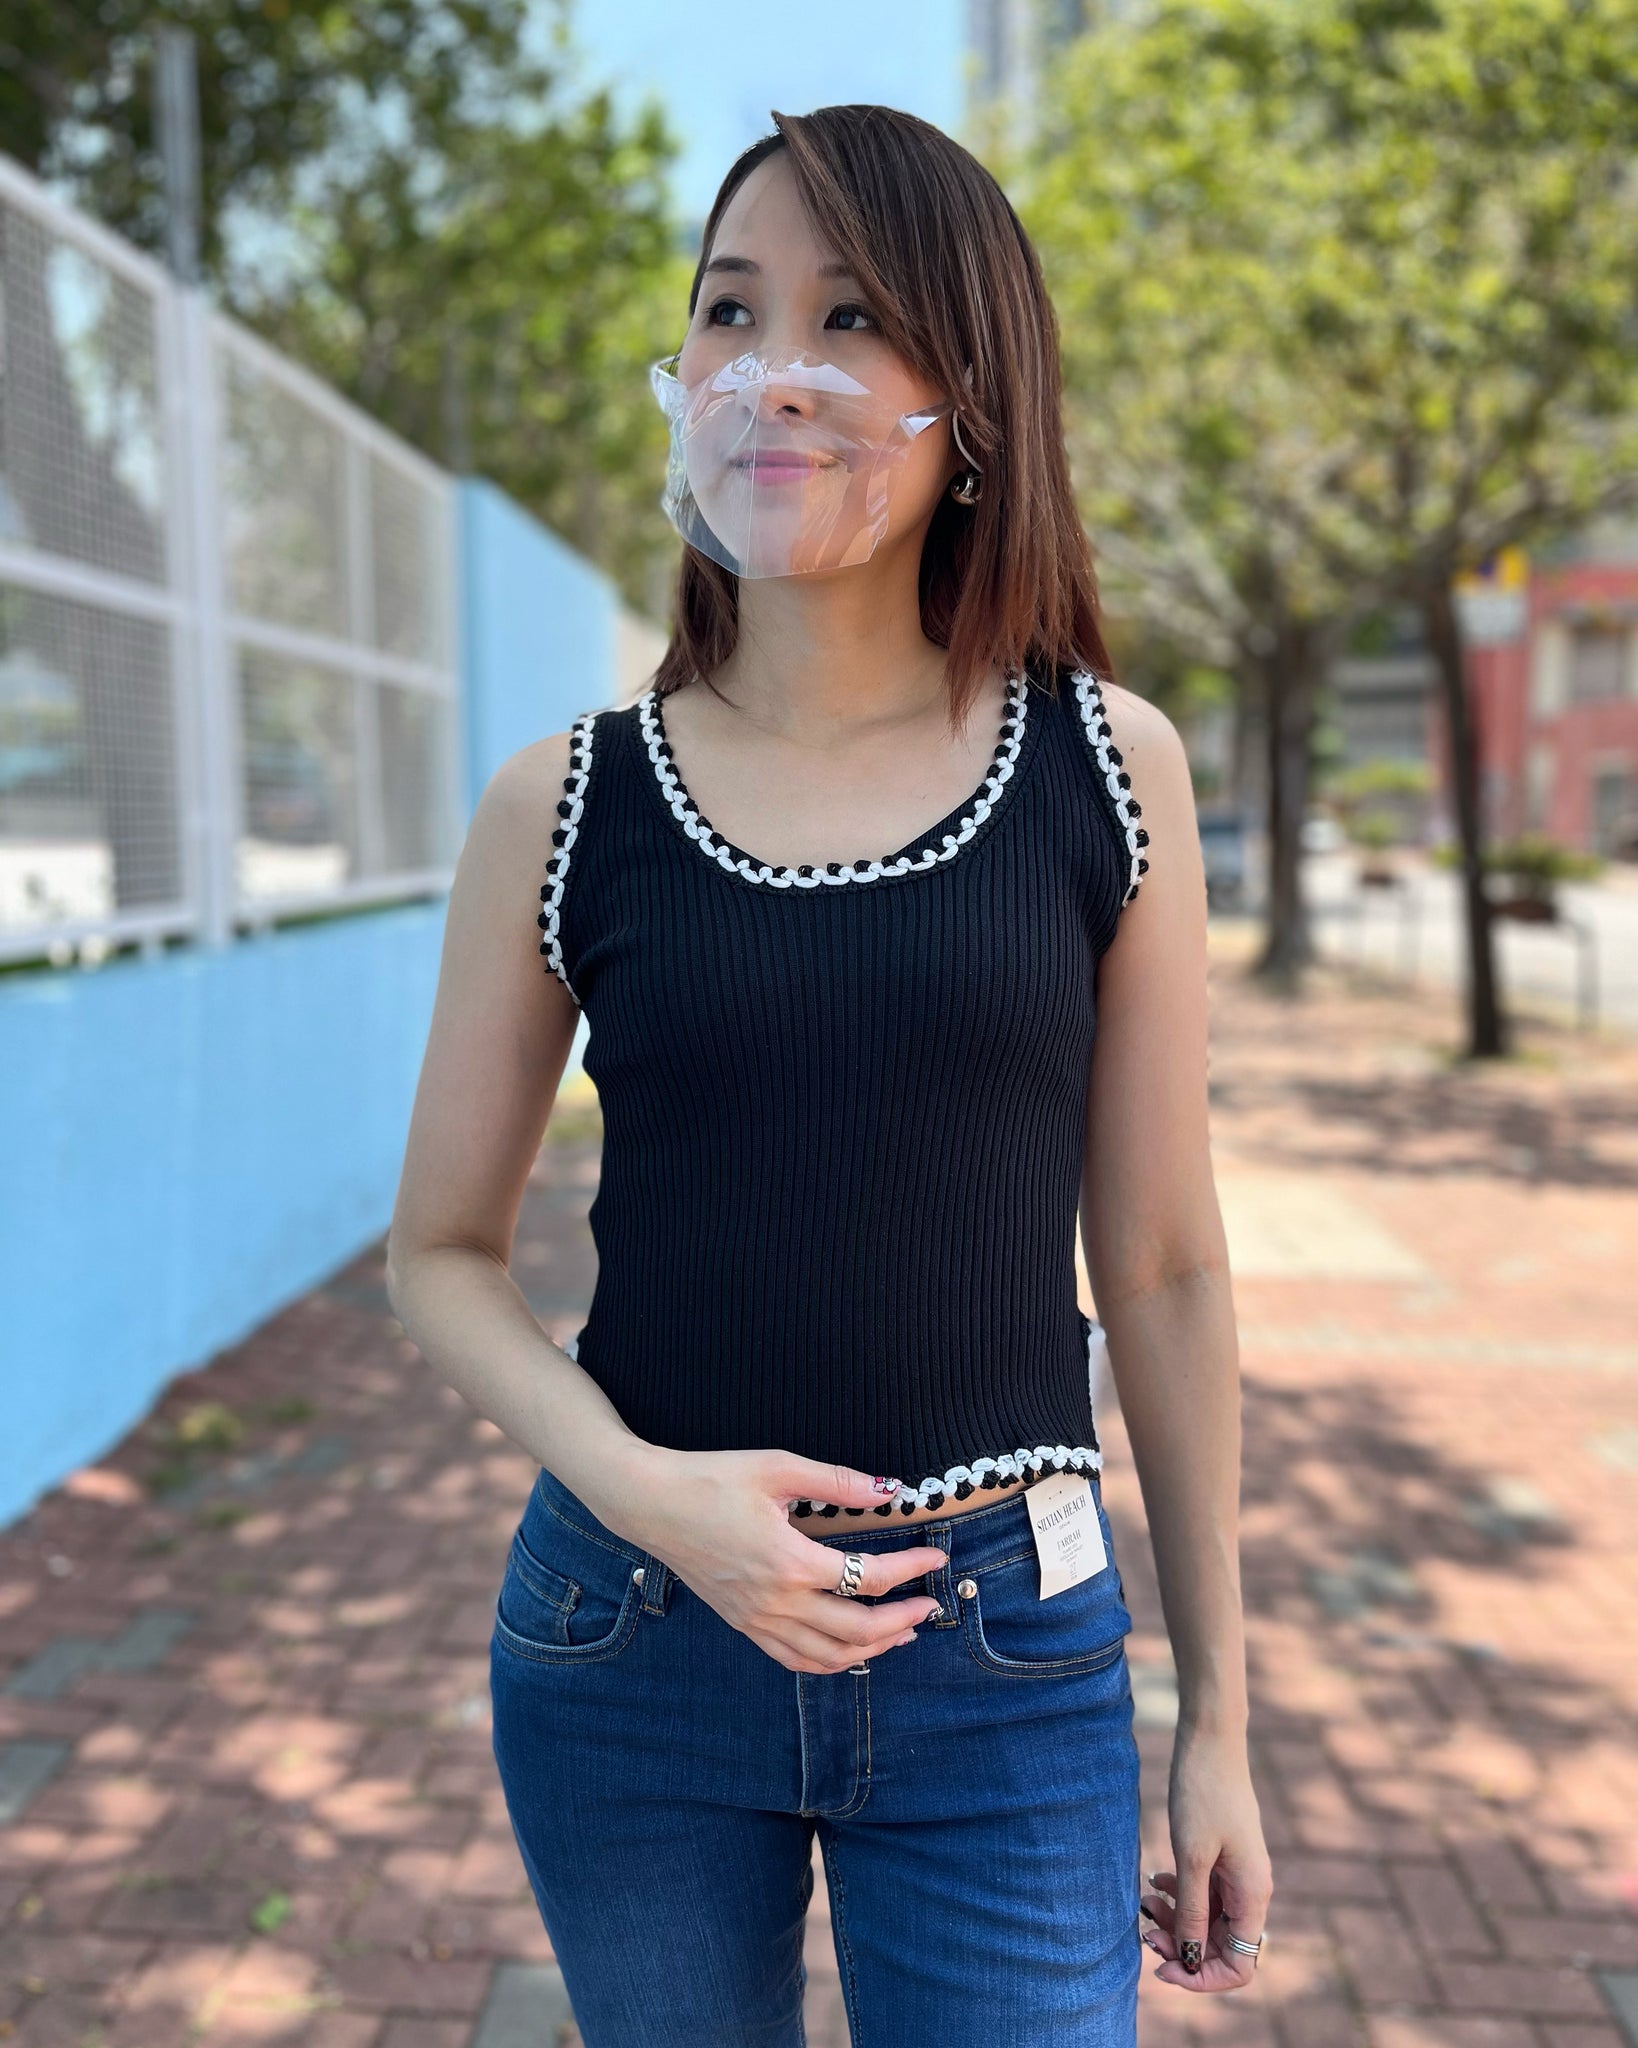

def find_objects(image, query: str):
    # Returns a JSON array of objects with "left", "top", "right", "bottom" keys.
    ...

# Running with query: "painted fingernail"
[
  {"left": 1139, "top": 1901, "right": 1157, "bottom": 1923},
  {"left": 1180, "top": 1938, "right": 1203, "bottom": 1974},
  {"left": 872, "top": 1476, "right": 901, "bottom": 1494}
]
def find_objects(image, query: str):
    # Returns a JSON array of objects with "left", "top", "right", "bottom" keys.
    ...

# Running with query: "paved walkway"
[{"left": 2, "top": 927, "right": 1636, "bottom": 2046}]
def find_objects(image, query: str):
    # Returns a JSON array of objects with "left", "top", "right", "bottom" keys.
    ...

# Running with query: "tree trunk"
[
  {"left": 1422, "top": 580, "right": 1507, "bottom": 1059},
  {"left": 1251, "top": 619, "right": 1323, "bottom": 991}
]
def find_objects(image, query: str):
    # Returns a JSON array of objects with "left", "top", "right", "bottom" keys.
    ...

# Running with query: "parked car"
[{"left": 1196, "top": 804, "right": 1248, "bottom": 908}]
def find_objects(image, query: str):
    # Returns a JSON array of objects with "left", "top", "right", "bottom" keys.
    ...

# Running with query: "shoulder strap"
[
  {"left": 537, "top": 705, "right": 603, "bottom": 1003},
  {"left": 1067, "top": 669, "right": 1150, "bottom": 910}
]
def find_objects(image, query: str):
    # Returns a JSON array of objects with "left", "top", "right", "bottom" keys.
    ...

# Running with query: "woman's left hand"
[{"left": 1139, "top": 1724, "right": 1274, "bottom": 1993}]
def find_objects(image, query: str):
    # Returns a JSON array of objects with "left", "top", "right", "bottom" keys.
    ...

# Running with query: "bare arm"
[
  {"left": 384, "top": 732, "right": 942, "bottom": 1671},
  {"left": 1078, "top": 684, "right": 1272, "bottom": 1987},
  {"left": 383, "top": 735, "right": 651, "bottom": 1509}
]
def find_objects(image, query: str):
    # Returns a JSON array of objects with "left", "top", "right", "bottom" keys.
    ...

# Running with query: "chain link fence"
[{"left": 0, "top": 154, "right": 460, "bottom": 966}]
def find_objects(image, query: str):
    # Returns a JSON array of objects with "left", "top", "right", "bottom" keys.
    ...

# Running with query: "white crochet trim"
[
  {"left": 537, "top": 709, "right": 598, "bottom": 1002},
  {"left": 1070, "top": 669, "right": 1147, "bottom": 907},
  {"left": 792, "top": 1441, "right": 1104, "bottom": 1518},
  {"left": 562, "top": 1315, "right": 1106, "bottom": 1517},
  {"left": 793, "top": 1314, "right": 1108, "bottom": 1517},
  {"left": 637, "top": 673, "right": 1031, "bottom": 887},
  {"left": 561, "top": 1326, "right": 1100, "bottom": 1513}
]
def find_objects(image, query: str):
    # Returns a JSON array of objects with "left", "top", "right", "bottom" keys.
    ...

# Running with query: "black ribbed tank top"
[{"left": 536, "top": 663, "right": 1150, "bottom": 1518}]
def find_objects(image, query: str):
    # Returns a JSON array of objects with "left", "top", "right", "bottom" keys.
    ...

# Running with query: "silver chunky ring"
[
  {"left": 1225, "top": 1932, "right": 1265, "bottom": 1964},
  {"left": 833, "top": 1553, "right": 865, "bottom": 1598}
]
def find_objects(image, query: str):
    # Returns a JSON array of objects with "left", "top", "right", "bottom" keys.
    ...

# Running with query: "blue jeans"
[{"left": 489, "top": 1462, "right": 1144, "bottom": 2046}]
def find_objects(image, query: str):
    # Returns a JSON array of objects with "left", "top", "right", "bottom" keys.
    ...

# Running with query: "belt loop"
[{"left": 927, "top": 1521, "right": 959, "bottom": 1628}]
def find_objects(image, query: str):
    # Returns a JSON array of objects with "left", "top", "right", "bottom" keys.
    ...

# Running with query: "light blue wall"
[
  {"left": 0, "top": 907, "right": 445, "bottom": 1528},
  {"left": 459, "top": 477, "right": 618, "bottom": 811},
  {"left": 456, "top": 477, "right": 612, "bottom": 1084},
  {"left": 1, "top": 482, "right": 617, "bottom": 1531}
]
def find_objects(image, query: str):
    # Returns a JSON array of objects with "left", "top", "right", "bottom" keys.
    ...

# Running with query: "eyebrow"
[{"left": 700, "top": 255, "right": 861, "bottom": 282}]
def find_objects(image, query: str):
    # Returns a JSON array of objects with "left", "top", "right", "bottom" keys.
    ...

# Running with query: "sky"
[{"left": 557, "top": 0, "right": 970, "bottom": 229}]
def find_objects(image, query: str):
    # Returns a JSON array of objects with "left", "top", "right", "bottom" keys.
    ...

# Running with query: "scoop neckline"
[{"left": 633, "top": 670, "right": 1044, "bottom": 891}]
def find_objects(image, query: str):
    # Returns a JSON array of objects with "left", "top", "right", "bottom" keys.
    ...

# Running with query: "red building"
[{"left": 1437, "top": 539, "right": 1638, "bottom": 858}]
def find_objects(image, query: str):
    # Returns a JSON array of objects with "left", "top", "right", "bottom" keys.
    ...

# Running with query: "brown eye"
[{"left": 827, "top": 302, "right": 876, "bottom": 332}]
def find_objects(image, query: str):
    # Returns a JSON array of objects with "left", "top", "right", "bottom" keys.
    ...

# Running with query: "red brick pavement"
[
  {"left": 1110, "top": 929, "right": 1638, "bottom": 2048},
  {"left": 2, "top": 931, "right": 1635, "bottom": 2046}
]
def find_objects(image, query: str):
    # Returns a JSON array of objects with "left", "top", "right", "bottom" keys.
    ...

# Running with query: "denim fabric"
[{"left": 490, "top": 1463, "right": 1144, "bottom": 2047}]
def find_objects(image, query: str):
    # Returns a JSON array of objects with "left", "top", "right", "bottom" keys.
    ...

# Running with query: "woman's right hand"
[{"left": 589, "top": 1444, "right": 946, "bottom": 1673}]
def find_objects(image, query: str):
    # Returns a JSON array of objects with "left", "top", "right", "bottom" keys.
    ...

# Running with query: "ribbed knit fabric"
[{"left": 537, "top": 663, "right": 1149, "bottom": 1514}]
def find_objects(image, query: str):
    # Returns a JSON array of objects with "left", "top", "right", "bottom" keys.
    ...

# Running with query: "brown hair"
[{"left": 651, "top": 104, "right": 1113, "bottom": 726}]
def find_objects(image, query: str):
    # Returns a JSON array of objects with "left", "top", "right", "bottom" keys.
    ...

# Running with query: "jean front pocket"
[
  {"left": 959, "top": 1495, "right": 1132, "bottom": 1678},
  {"left": 491, "top": 1496, "right": 647, "bottom": 1666}
]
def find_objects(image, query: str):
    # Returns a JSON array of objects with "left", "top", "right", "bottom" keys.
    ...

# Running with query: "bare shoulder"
[
  {"left": 1097, "top": 679, "right": 1186, "bottom": 771},
  {"left": 468, "top": 729, "right": 577, "bottom": 849},
  {"left": 484, "top": 728, "right": 578, "bottom": 821},
  {"left": 1097, "top": 679, "right": 1193, "bottom": 817},
  {"left": 1084, "top": 680, "right": 1203, "bottom": 931},
  {"left": 446, "top": 729, "right": 584, "bottom": 920}
]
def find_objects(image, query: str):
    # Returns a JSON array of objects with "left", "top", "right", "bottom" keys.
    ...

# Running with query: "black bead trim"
[
  {"left": 539, "top": 709, "right": 598, "bottom": 1002},
  {"left": 1070, "top": 670, "right": 1145, "bottom": 909},
  {"left": 638, "top": 672, "right": 1032, "bottom": 888}
]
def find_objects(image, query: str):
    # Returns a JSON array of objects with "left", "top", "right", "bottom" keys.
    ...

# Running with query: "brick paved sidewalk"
[
  {"left": 1120, "top": 928, "right": 1638, "bottom": 2048},
  {"left": 2, "top": 929, "right": 1636, "bottom": 2046}
]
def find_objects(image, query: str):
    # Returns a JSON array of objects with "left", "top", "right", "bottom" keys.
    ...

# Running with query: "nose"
[{"left": 747, "top": 362, "right": 817, "bottom": 425}]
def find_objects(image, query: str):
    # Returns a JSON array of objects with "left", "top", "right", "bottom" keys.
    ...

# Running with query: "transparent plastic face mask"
[{"left": 649, "top": 346, "right": 952, "bottom": 579}]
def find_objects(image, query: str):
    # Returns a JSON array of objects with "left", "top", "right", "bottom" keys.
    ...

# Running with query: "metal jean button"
[{"left": 956, "top": 1577, "right": 978, "bottom": 1600}]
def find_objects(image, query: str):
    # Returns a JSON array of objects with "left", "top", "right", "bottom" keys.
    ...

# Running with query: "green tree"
[
  {"left": 1020, "top": 8, "right": 1369, "bottom": 990},
  {"left": 1021, "top": 0, "right": 1638, "bottom": 1054},
  {"left": 2, "top": 0, "right": 547, "bottom": 276},
  {"left": 234, "top": 92, "right": 689, "bottom": 616},
  {"left": 3, "top": 0, "right": 686, "bottom": 610}
]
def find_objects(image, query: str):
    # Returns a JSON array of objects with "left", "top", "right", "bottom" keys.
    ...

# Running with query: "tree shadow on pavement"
[{"left": 1111, "top": 1359, "right": 1638, "bottom": 2048}]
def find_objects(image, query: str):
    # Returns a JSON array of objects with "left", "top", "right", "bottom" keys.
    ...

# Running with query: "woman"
[{"left": 386, "top": 104, "right": 1271, "bottom": 2047}]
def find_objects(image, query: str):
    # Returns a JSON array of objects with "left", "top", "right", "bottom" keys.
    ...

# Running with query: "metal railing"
[
  {"left": 1312, "top": 869, "right": 1605, "bottom": 1031},
  {"left": 0, "top": 153, "right": 461, "bottom": 965}
]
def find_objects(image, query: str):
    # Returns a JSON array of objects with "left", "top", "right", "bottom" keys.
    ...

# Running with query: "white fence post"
[{"left": 176, "top": 283, "right": 236, "bottom": 948}]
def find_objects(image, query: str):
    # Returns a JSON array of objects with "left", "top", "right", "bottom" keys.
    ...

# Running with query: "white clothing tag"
[{"left": 1028, "top": 1472, "right": 1107, "bottom": 1600}]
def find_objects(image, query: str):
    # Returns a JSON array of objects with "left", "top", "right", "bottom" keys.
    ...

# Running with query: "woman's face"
[{"left": 671, "top": 152, "right": 957, "bottom": 579}]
